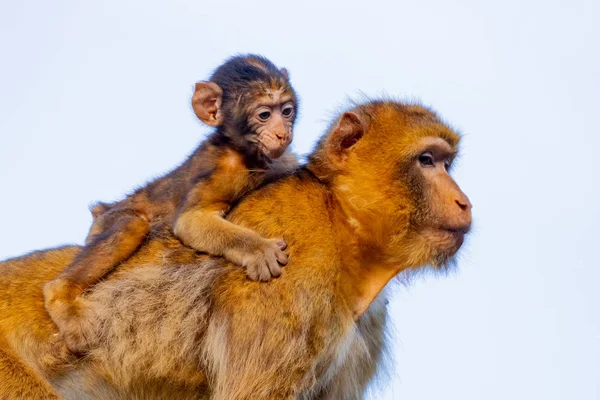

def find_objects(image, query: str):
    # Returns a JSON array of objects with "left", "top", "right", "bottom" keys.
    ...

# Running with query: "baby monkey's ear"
[{"left": 192, "top": 82, "right": 223, "bottom": 127}]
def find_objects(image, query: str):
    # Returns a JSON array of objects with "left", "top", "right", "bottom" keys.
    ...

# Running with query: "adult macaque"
[
  {"left": 0, "top": 100, "right": 471, "bottom": 399},
  {"left": 43, "top": 54, "right": 299, "bottom": 354}
]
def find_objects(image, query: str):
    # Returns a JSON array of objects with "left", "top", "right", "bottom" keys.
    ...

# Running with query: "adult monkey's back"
[{"left": 0, "top": 100, "right": 472, "bottom": 400}]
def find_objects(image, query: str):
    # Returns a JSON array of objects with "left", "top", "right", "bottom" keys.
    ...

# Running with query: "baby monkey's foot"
[
  {"left": 226, "top": 238, "right": 288, "bottom": 282},
  {"left": 58, "top": 308, "right": 94, "bottom": 356},
  {"left": 43, "top": 279, "right": 93, "bottom": 355}
]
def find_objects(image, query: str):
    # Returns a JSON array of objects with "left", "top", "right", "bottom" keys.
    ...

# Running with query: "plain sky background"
[{"left": 1, "top": 1, "right": 598, "bottom": 398}]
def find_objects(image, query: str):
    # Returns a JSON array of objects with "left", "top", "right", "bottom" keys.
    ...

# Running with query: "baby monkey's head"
[{"left": 192, "top": 54, "right": 298, "bottom": 160}]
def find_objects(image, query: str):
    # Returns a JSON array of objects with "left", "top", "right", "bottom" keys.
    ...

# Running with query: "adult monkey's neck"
[{"left": 330, "top": 186, "right": 405, "bottom": 320}]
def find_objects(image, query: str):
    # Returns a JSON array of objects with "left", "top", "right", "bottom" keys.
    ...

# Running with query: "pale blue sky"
[{"left": 1, "top": 1, "right": 598, "bottom": 398}]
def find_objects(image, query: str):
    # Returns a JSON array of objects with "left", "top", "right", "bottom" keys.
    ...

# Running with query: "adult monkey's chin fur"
[{"left": 0, "top": 99, "right": 471, "bottom": 400}]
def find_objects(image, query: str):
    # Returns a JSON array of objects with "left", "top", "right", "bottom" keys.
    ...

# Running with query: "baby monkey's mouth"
[
  {"left": 259, "top": 141, "right": 287, "bottom": 160},
  {"left": 256, "top": 131, "right": 290, "bottom": 160}
]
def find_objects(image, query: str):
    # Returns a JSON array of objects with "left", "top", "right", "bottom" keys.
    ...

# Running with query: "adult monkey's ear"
[
  {"left": 192, "top": 82, "right": 223, "bottom": 126},
  {"left": 306, "top": 110, "right": 369, "bottom": 182},
  {"left": 327, "top": 111, "right": 368, "bottom": 167}
]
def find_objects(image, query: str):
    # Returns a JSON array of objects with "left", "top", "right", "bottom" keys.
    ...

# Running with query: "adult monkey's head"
[
  {"left": 192, "top": 54, "right": 298, "bottom": 160},
  {"left": 308, "top": 101, "right": 472, "bottom": 303}
]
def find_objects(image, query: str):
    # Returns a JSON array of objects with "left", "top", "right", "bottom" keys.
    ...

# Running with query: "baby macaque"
[{"left": 43, "top": 54, "right": 299, "bottom": 353}]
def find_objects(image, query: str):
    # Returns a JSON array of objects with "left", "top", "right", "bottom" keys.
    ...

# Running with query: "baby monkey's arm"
[{"left": 173, "top": 168, "right": 288, "bottom": 282}]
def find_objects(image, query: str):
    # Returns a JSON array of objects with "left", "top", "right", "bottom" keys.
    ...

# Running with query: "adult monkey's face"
[{"left": 308, "top": 101, "right": 472, "bottom": 271}]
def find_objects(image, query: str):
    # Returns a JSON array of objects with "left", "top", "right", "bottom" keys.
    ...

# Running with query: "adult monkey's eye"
[
  {"left": 282, "top": 106, "right": 294, "bottom": 117},
  {"left": 258, "top": 111, "right": 271, "bottom": 121},
  {"left": 418, "top": 152, "right": 435, "bottom": 167},
  {"left": 444, "top": 159, "right": 452, "bottom": 171}
]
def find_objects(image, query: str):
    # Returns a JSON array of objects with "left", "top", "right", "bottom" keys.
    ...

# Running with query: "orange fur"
[{"left": 0, "top": 100, "right": 471, "bottom": 399}]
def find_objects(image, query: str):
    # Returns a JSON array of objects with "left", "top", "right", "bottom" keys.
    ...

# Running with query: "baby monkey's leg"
[{"left": 43, "top": 210, "right": 150, "bottom": 353}]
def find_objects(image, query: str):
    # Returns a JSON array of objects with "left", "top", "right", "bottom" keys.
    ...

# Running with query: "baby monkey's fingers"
[
  {"left": 244, "top": 239, "right": 288, "bottom": 282},
  {"left": 245, "top": 264, "right": 261, "bottom": 281},
  {"left": 256, "top": 239, "right": 285, "bottom": 280},
  {"left": 263, "top": 251, "right": 281, "bottom": 281},
  {"left": 245, "top": 255, "right": 277, "bottom": 282},
  {"left": 267, "top": 238, "right": 289, "bottom": 265}
]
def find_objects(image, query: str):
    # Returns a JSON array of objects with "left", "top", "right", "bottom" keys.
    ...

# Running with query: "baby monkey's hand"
[{"left": 224, "top": 238, "right": 288, "bottom": 282}]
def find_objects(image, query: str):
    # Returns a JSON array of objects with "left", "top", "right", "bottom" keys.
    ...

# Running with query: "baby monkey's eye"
[
  {"left": 282, "top": 106, "right": 294, "bottom": 117},
  {"left": 444, "top": 159, "right": 452, "bottom": 171},
  {"left": 258, "top": 111, "right": 271, "bottom": 121},
  {"left": 418, "top": 152, "right": 435, "bottom": 167}
]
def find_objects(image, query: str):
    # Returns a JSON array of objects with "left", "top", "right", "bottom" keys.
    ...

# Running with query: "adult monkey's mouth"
[{"left": 441, "top": 225, "right": 471, "bottom": 235}]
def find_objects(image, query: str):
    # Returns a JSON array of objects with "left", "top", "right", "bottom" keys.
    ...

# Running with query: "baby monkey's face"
[{"left": 247, "top": 88, "right": 296, "bottom": 159}]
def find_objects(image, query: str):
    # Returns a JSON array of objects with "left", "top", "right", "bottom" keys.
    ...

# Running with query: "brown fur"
[
  {"left": 42, "top": 55, "right": 299, "bottom": 354},
  {"left": 0, "top": 337, "right": 61, "bottom": 400},
  {"left": 0, "top": 100, "right": 471, "bottom": 399}
]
